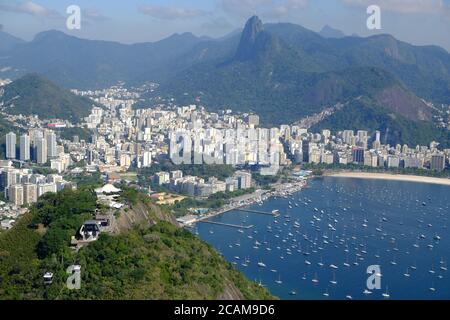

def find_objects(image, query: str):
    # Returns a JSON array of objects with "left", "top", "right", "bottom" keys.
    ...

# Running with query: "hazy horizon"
[{"left": 0, "top": 0, "right": 449, "bottom": 51}]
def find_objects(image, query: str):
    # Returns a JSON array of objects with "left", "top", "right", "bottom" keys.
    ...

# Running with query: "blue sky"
[{"left": 0, "top": 0, "right": 449, "bottom": 51}]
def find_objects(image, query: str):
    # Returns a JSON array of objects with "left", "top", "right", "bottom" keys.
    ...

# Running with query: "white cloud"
[
  {"left": 138, "top": 5, "right": 208, "bottom": 20},
  {"left": 273, "top": 0, "right": 308, "bottom": 17},
  {"left": 202, "top": 17, "right": 234, "bottom": 30},
  {"left": 342, "top": 0, "right": 449, "bottom": 15},
  {"left": 220, "top": 0, "right": 308, "bottom": 18},
  {"left": 83, "top": 8, "right": 109, "bottom": 23},
  {"left": 221, "top": 0, "right": 273, "bottom": 16},
  {"left": 0, "top": 1, "right": 61, "bottom": 18}
]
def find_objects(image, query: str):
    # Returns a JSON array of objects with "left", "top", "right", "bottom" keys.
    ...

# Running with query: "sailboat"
[
  {"left": 330, "top": 271, "right": 337, "bottom": 285},
  {"left": 363, "top": 289, "right": 372, "bottom": 295},
  {"left": 404, "top": 267, "right": 411, "bottom": 277},
  {"left": 390, "top": 255, "right": 397, "bottom": 266},
  {"left": 382, "top": 286, "right": 390, "bottom": 299},
  {"left": 318, "top": 256, "right": 324, "bottom": 267},
  {"left": 343, "top": 255, "right": 350, "bottom": 267},
  {"left": 312, "top": 272, "right": 319, "bottom": 284},
  {"left": 275, "top": 275, "right": 282, "bottom": 284},
  {"left": 429, "top": 265, "right": 436, "bottom": 274},
  {"left": 429, "top": 281, "right": 436, "bottom": 292},
  {"left": 257, "top": 261, "right": 266, "bottom": 268}
]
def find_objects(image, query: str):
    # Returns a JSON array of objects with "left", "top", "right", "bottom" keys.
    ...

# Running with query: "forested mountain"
[
  {"left": 0, "top": 74, "right": 95, "bottom": 122},
  {"left": 0, "top": 188, "right": 273, "bottom": 300}
]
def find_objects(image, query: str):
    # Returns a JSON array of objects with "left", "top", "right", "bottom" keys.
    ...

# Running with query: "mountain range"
[
  {"left": 0, "top": 31, "right": 25, "bottom": 53},
  {"left": 0, "top": 16, "right": 449, "bottom": 145},
  {"left": 319, "top": 25, "right": 346, "bottom": 39}
]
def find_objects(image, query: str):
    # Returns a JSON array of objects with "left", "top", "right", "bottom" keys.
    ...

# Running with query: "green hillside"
[
  {"left": 0, "top": 74, "right": 95, "bottom": 122},
  {"left": 0, "top": 188, "right": 273, "bottom": 300},
  {"left": 158, "top": 17, "right": 432, "bottom": 129}
]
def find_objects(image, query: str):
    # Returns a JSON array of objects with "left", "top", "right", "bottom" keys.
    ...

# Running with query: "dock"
[
  {"left": 235, "top": 208, "right": 280, "bottom": 217},
  {"left": 199, "top": 220, "right": 254, "bottom": 229}
]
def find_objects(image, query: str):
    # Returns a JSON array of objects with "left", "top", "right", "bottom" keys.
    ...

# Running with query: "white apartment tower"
[
  {"left": 6, "top": 132, "right": 16, "bottom": 159},
  {"left": 36, "top": 137, "right": 48, "bottom": 164},
  {"left": 20, "top": 134, "right": 30, "bottom": 161}
]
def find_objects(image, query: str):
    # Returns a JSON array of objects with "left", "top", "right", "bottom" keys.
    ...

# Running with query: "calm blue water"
[{"left": 196, "top": 177, "right": 450, "bottom": 300}]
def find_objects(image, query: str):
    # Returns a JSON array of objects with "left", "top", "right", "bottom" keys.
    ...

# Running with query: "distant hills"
[
  {"left": 0, "top": 74, "right": 95, "bottom": 122},
  {"left": 0, "top": 31, "right": 24, "bottom": 53},
  {"left": 319, "top": 25, "right": 346, "bottom": 39},
  {"left": 0, "top": 30, "right": 206, "bottom": 89},
  {"left": 0, "top": 18, "right": 449, "bottom": 103},
  {"left": 0, "top": 17, "right": 449, "bottom": 145}
]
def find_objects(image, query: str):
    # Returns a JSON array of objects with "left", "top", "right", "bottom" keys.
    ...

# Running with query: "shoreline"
[
  {"left": 187, "top": 178, "right": 308, "bottom": 225},
  {"left": 325, "top": 171, "right": 450, "bottom": 186}
]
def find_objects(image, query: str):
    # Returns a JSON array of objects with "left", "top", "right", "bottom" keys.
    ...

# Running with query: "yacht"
[
  {"left": 382, "top": 287, "right": 390, "bottom": 299},
  {"left": 257, "top": 262, "right": 266, "bottom": 268},
  {"left": 330, "top": 272, "right": 337, "bottom": 285},
  {"left": 311, "top": 273, "right": 319, "bottom": 284},
  {"left": 329, "top": 264, "right": 338, "bottom": 270},
  {"left": 404, "top": 268, "right": 411, "bottom": 277}
]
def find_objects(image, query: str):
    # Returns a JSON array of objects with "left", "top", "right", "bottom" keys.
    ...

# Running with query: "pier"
[
  {"left": 199, "top": 220, "right": 254, "bottom": 229},
  {"left": 235, "top": 208, "right": 280, "bottom": 217}
]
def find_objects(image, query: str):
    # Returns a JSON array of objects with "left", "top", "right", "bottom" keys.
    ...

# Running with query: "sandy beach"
[{"left": 327, "top": 172, "right": 450, "bottom": 186}]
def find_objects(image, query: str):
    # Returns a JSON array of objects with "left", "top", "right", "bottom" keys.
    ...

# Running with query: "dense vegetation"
[
  {"left": 0, "top": 74, "right": 95, "bottom": 122},
  {"left": 0, "top": 188, "right": 97, "bottom": 299},
  {"left": 61, "top": 222, "right": 272, "bottom": 299},
  {"left": 65, "top": 171, "right": 104, "bottom": 188},
  {"left": 169, "top": 188, "right": 256, "bottom": 217},
  {"left": 57, "top": 127, "right": 92, "bottom": 142},
  {"left": 0, "top": 187, "right": 273, "bottom": 300},
  {"left": 252, "top": 172, "right": 280, "bottom": 188}
]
